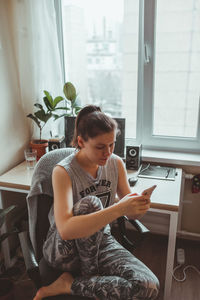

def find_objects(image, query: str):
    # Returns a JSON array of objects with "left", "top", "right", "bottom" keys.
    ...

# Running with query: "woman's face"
[{"left": 78, "top": 130, "right": 116, "bottom": 166}]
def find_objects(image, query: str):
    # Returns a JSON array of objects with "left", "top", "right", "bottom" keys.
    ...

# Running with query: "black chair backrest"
[
  {"left": 36, "top": 194, "right": 53, "bottom": 262},
  {"left": 31, "top": 148, "right": 75, "bottom": 261}
]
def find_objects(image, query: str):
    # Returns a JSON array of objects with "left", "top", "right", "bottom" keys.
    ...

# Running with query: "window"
[
  {"left": 57, "top": 0, "right": 200, "bottom": 153},
  {"left": 154, "top": 2, "right": 199, "bottom": 139},
  {"left": 142, "top": 0, "right": 200, "bottom": 152}
]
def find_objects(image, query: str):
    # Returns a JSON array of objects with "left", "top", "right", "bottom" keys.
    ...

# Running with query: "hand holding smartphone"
[{"left": 142, "top": 185, "right": 157, "bottom": 197}]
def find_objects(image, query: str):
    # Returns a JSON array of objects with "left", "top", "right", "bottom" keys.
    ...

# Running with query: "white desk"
[
  {"left": 127, "top": 169, "right": 183, "bottom": 300},
  {"left": 0, "top": 162, "right": 33, "bottom": 268},
  {"left": 0, "top": 162, "right": 183, "bottom": 300}
]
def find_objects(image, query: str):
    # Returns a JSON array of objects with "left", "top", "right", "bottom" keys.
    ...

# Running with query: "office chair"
[{"left": 19, "top": 148, "right": 149, "bottom": 300}]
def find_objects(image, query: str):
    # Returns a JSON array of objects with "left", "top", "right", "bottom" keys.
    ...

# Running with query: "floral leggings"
[{"left": 43, "top": 196, "right": 159, "bottom": 300}]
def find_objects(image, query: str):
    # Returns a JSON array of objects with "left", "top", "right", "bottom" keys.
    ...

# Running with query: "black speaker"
[
  {"left": 65, "top": 116, "right": 76, "bottom": 147},
  {"left": 114, "top": 118, "right": 125, "bottom": 158},
  {"left": 48, "top": 136, "right": 66, "bottom": 151},
  {"left": 126, "top": 145, "right": 142, "bottom": 170}
]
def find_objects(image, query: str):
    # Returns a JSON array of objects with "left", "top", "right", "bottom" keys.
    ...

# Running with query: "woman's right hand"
[{"left": 117, "top": 192, "right": 150, "bottom": 218}]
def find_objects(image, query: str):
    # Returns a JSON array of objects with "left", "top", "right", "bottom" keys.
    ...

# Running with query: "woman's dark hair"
[{"left": 72, "top": 105, "right": 119, "bottom": 149}]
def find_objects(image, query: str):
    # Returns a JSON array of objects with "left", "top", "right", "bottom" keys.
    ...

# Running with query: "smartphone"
[{"left": 142, "top": 185, "right": 157, "bottom": 196}]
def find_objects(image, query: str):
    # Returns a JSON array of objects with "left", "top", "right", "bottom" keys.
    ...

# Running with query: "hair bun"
[
  {"left": 76, "top": 105, "right": 101, "bottom": 126},
  {"left": 82, "top": 105, "right": 101, "bottom": 116},
  {"left": 72, "top": 105, "right": 118, "bottom": 149}
]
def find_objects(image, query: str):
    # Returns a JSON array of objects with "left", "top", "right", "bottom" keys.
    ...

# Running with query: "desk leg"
[
  {"left": 0, "top": 190, "right": 17, "bottom": 269},
  {"left": 163, "top": 211, "right": 178, "bottom": 300}
]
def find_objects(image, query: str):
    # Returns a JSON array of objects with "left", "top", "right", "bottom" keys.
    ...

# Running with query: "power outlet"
[{"left": 177, "top": 248, "right": 185, "bottom": 265}]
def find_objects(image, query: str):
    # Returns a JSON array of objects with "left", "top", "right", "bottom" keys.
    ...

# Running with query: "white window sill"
[{"left": 142, "top": 149, "right": 200, "bottom": 167}]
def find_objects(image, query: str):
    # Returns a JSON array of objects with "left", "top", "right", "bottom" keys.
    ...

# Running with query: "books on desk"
[{"left": 138, "top": 164, "right": 176, "bottom": 181}]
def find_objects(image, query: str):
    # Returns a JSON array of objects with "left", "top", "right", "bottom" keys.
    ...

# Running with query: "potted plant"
[
  {"left": 27, "top": 90, "right": 67, "bottom": 160},
  {"left": 63, "top": 82, "right": 82, "bottom": 146},
  {"left": 0, "top": 205, "right": 18, "bottom": 300},
  {"left": 63, "top": 82, "right": 81, "bottom": 116},
  {"left": 27, "top": 83, "right": 81, "bottom": 159}
]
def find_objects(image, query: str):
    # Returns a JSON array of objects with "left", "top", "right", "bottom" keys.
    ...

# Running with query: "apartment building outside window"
[{"left": 57, "top": 0, "right": 200, "bottom": 153}]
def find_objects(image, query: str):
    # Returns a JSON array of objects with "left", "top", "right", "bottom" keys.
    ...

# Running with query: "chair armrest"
[
  {"left": 124, "top": 216, "right": 149, "bottom": 234},
  {"left": 18, "top": 231, "right": 41, "bottom": 288},
  {"left": 117, "top": 216, "right": 149, "bottom": 250}
]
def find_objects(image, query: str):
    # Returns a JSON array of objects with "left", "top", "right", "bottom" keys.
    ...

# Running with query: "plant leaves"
[
  {"left": 52, "top": 96, "right": 64, "bottom": 108},
  {"left": 53, "top": 113, "right": 70, "bottom": 120},
  {"left": 27, "top": 113, "right": 41, "bottom": 128},
  {"left": 35, "top": 110, "right": 52, "bottom": 123},
  {"left": 52, "top": 114, "right": 60, "bottom": 120},
  {"left": 43, "top": 96, "right": 53, "bottom": 110},
  {"left": 71, "top": 99, "right": 76, "bottom": 107},
  {"left": 43, "top": 90, "right": 54, "bottom": 108},
  {"left": 34, "top": 103, "right": 43, "bottom": 109},
  {"left": 75, "top": 106, "right": 82, "bottom": 114},
  {"left": 63, "top": 82, "right": 77, "bottom": 101},
  {"left": 53, "top": 107, "right": 70, "bottom": 111}
]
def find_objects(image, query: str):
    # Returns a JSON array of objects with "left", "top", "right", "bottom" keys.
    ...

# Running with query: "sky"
[{"left": 63, "top": 0, "right": 124, "bottom": 32}]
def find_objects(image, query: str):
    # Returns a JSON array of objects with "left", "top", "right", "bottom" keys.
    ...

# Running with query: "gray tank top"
[
  {"left": 43, "top": 152, "right": 119, "bottom": 265},
  {"left": 57, "top": 152, "right": 119, "bottom": 208}
]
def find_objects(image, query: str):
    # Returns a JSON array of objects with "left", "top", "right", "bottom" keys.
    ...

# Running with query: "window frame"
[
  {"left": 56, "top": 0, "right": 200, "bottom": 154},
  {"left": 140, "top": 0, "right": 200, "bottom": 153}
]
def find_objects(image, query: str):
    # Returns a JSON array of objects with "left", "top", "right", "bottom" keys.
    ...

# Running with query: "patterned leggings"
[{"left": 43, "top": 196, "right": 159, "bottom": 300}]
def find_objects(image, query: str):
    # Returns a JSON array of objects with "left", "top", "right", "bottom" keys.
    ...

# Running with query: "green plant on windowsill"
[
  {"left": 27, "top": 83, "right": 81, "bottom": 159},
  {"left": 27, "top": 82, "right": 81, "bottom": 142},
  {"left": 0, "top": 205, "right": 18, "bottom": 298},
  {"left": 27, "top": 90, "right": 67, "bottom": 143},
  {"left": 27, "top": 89, "right": 70, "bottom": 160},
  {"left": 62, "top": 82, "right": 82, "bottom": 147}
]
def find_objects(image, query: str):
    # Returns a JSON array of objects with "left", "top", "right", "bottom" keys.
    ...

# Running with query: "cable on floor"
[{"left": 172, "top": 264, "right": 200, "bottom": 282}]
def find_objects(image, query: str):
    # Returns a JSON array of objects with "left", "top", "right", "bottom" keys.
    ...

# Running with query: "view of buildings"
[
  {"left": 62, "top": 0, "right": 200, "bottom": 139},
  {"left": 62, "top": 2, "right": 124, "bottom": 117}
]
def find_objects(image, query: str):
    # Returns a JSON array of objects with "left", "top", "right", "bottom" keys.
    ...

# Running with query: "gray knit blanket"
[{"left": 26, "top": 148, "right": 75, "bottom": 255}]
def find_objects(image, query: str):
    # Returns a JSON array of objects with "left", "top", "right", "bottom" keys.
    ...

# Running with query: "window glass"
[
  {"left": 153, "top": 0, "right": 200, "bottom": 138},
  {"left": 61, "top": 0, "right": 139, "bottom": 138}
]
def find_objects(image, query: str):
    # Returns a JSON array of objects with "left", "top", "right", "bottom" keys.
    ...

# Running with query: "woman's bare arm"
[
  {"left": 116, "top": 157, "right": 151, "bottom": 219},
  {"left": 53, "top": 166, "right": 121, "bottom": 240},
  {"left": 53, "top": 164, "right": 150, "bottom": 240}
]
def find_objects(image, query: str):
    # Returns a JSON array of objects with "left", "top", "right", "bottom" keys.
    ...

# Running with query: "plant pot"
[
  {"left": 30, "top": 139, "right": 48, "bottom": 161},
  {"left": 0, "top": 278, "right": 15, "bottom": 300}
]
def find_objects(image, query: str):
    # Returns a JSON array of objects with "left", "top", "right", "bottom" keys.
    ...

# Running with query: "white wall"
[
  {"left": 0, "top": 1, "right": 31, "bottom": 175},
  {"left": 0, "top": 0, "right": 66, "bottom": 175}
]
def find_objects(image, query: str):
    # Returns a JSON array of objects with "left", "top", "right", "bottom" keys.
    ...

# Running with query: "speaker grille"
[{"left": 126, "top": 145, "right": 142, "bottom": 170}]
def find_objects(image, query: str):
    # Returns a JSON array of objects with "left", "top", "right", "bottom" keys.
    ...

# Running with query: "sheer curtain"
[
  {"left": 9, "top": 0, "right": 64, "bottom": 138},
  {"left": 0, "top": 0, "right": 63, "bottom": 173}
]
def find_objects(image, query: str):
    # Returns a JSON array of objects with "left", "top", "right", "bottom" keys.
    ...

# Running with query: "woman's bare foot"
[{"left": 33, "top": 272, "right": 74, "bottom": 300}]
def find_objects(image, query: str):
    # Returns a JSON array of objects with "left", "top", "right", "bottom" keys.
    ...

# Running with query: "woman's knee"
[
  {"left": 73, "top": 196, "right": 103, "bottom": 216},
  {"left": 133, "top": 275, "right": 160, "bottom": 299}
]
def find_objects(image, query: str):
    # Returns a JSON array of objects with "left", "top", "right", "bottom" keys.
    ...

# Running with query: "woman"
[{"left": 34, "top": 105, "right": 159, "bottom": 300}]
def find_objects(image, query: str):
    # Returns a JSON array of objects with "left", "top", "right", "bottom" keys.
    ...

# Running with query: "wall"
[
  {"left": 0, "top": 1, "right": 31, "bottom": 175},
  {"left": 180, "top": 165, "right": 200, "bottom": 236}
]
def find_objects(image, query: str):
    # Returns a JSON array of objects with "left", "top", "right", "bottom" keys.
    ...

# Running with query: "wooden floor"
[
  {"left": 10, "top": 232, "right": 200, "bottom": 300},
  {"left": 131, "top": 232, "right": 200, "bottom": 300}
]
